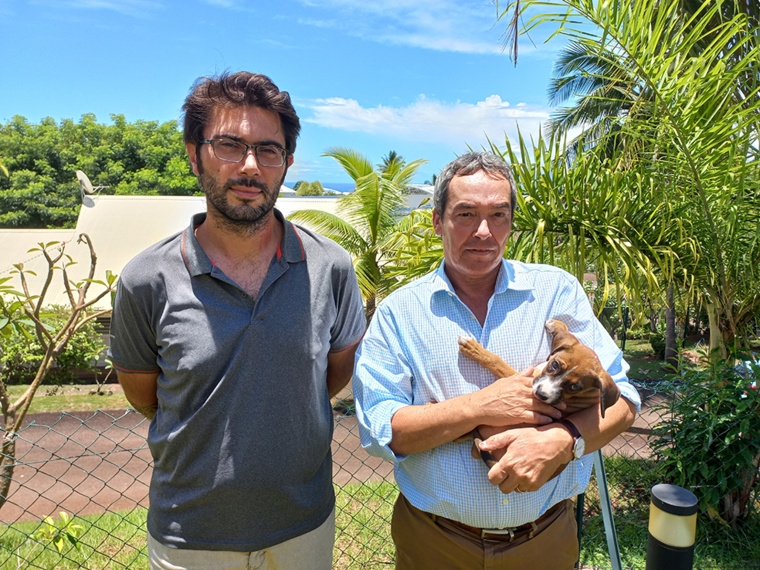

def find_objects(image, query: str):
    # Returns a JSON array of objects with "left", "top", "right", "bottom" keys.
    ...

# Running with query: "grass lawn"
[
  {"left": 4, "top": 383, "right": 129, "bottom": 415},
  {"left": 580, "top": 455, "right": 760, "bottom": 569},
  {"left": 2, "top": 469, "right": 758, "bottom": 569},
  {"left": 0, "top": 509, "right": 148, "bottom": 569},
  {"left": 619, "top": 337, "right": 703, "bottom": 384}
]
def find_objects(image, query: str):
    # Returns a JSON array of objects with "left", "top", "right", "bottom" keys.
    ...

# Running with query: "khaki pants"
[
  {"left": 392, "top": 494, "right": 579, "bottom": 570},
  {"left": 147, "top": 506, "right": 335, "bottom": 570}
]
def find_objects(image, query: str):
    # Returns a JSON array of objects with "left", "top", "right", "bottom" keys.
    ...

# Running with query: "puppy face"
[{"left": 532, "top": 321, "right": 620, "bottom": 417}]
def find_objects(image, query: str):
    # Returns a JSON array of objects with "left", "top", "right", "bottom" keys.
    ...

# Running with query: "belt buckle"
[{"left": 480, "top": 527, "right": 516, "bottom": 541}]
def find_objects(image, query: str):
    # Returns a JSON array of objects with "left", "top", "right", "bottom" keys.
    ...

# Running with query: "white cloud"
[
  {"left": 303, "top": 94, "right": 550, "bottom": 146},
  {"left": 295, "top": 0, "right": 508, "bottom": 55}
]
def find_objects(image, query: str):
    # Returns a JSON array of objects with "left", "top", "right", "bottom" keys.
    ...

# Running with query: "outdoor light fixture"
[{"left": 646, "top": 483, "right": 698, "bottom": 570}]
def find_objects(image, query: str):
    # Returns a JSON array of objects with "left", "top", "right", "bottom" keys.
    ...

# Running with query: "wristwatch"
[{"left": 557, "top": 418, "right": 585, "bottom": 460}]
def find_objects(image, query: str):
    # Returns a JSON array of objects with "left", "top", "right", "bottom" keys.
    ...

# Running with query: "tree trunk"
[
  {"left": 706, "top": 301, "right": 729, "bottom": 359},
  {"left": 721, "top": 449, "right": 760, "bottom": 527},
  {"left": 665, "top": 282, "right": 678, "bottom": 368},
  {"left": 365, "top": 295, "right": 376, "bottom": 325},
  {"left": 648, "top": 302, "right": 658, "bottom": 333},
  {"left": 0, "top": 424, "right": 17, "bottom": 512}
]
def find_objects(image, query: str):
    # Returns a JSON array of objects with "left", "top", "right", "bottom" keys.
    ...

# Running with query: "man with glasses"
[{"left": 108, "top": 72, "right": 365, "bottom": 569}]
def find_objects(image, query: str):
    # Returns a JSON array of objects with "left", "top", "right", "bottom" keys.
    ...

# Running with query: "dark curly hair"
[{"left": 182, "top": 71, "right": 301, "bottom": 154}]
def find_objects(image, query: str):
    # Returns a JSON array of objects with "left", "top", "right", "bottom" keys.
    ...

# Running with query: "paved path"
[
  {"left": 1, "top": 408, "right": 392, "bottom": 524},
  {"left": 2, "top": 409, "right": 152, "bottom": 524}
]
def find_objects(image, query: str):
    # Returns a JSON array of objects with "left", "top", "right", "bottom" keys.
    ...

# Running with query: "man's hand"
[
  {"left": 475, "top": 367, "right": 565, "bottom": 427},
  {"left": 481, "top": 424, "right": 574, "bottom": 494},
  {"left": 478, "top": 397, "right": 637, "bottom": 494}
]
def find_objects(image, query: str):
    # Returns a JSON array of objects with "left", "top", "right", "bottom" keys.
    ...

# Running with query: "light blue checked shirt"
[{"left": 353, "top": 259, "right": 641, "bottom": 529}]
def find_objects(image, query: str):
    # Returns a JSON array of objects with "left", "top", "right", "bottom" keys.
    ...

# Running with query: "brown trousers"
[{"left": 391, "top": 494, "right": 579, "bottom": 570}]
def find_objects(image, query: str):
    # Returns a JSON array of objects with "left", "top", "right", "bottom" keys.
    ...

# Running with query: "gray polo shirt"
[{"left": 108, "top": 210, "right": 365, "bottom": 552}]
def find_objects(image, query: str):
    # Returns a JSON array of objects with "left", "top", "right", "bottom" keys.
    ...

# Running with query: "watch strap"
[
  {"left": 557, "top": 418, "right": 581, "bottom": 440},
  {"left": 557, "top": 418, "right": 583, "bottom": 459}
]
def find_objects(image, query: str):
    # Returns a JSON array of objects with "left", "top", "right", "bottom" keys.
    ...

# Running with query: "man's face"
[
  {"left": 186, "top": 105, "right": 293, "bottom": 229},
  {"left": 432, "top": 170, "right": 512, "bottom": 286}
]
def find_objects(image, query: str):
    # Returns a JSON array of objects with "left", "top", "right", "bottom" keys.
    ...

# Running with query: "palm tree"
[
  {"left": 544, "top": 41, "right": 642, "bottom": 155},
  {"left": 378, "top": 150, "right": 404, "bottom": 174},
  {"left": 542, "top": 0, "right": 759, "bottom": 151},
  {"left": 288, "top": 148, "right": 427, "bottom": 320},
  {"left": 498, "top": 0, "right": 760, "bottom": 357}
]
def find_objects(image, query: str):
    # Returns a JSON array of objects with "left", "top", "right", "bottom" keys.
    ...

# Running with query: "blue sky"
[{"left": 1, "top": 0, "right": 565, "bottom": 185}]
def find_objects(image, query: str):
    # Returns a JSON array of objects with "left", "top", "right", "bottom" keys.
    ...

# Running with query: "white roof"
[
  {"left": 1, "top": 194, "right": 341, "bottom": 310},
  {"left": 1, "top": 228, "right": 77, "bottom": 277}
]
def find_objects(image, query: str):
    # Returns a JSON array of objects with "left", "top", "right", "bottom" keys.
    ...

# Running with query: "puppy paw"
[
  {"left": 458, "top": 336, "right": 482, "bottom": 360},
  {"left": 544, "top": 319, "right": 568, "bottom": 334}
]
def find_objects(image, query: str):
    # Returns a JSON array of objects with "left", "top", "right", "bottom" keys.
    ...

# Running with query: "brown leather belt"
[{"left": 429, "top": 500, "right": 564, "bottom": 540}]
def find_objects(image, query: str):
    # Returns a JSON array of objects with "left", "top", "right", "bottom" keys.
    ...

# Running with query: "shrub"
[
  {"left": 649, "top": 332, "right": 666, "bottom": 360},
  {"left": 0, "top": 306, "right": 105, "bottom": 385},
  {"left": 295, "top": 180, "right": 325, "bottom": 196},
  {"left": 648, "top": 353, "right": 760, "bottom": 526}
]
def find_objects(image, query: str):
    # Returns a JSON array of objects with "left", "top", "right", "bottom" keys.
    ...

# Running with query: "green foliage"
[
  {"left": 383, "top": 208, "right": 443, "bottom": 288},
  {"left": 295, "top": 180, "right": 325, "bottom": 196},
  {"left": 649, "top": 354, "right": 760, "bottom": 525},
  {"left": 1, "top": 507, "right": 148, "bottom": 568},
  {"left": 288, "top": 148, "right": 427, "bottom": 318},
  {"left": 32, "top": 511, "right": 84, "bottom": 554},
  {"left": 649, "top": 332, "right": 666, "bottom": 360},
  {"left": 487, "top": 129, "right": 682, "bottom": 324},
  {"left": 0, "top": 114, "right": 198, "bottom": 228},
  {"left": 0, "top": 306, "right": 105, "bottom": 385},
  {"left": 501, "top": 0, "right": 760, "bottom": 356}
]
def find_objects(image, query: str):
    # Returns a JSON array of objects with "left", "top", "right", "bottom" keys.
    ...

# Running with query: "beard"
[{"left": 197, "top": 158, "right": 285, "bottom": 233}]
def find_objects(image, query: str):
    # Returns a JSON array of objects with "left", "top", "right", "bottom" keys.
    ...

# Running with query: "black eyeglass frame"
[{"left": 200, "top": 138, "right": 289, "bottom": 167}]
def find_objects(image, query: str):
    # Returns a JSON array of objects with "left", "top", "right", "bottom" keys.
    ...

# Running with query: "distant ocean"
[{"left": 285, "top": 181, "right": 355, "bottom": 194}]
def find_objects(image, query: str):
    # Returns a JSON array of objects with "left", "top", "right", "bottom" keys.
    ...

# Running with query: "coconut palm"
[
  {"left": 288, "top": 148, "right": 426, "bottom": 320},
  {"left": 499, "top": 0, "right": 760, "bottom": 357},
  {"left": 544, "top": 0, "right": 759, "bottom": 150}
]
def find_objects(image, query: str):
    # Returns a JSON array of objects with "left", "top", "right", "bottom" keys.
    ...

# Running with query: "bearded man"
[{"left": 108, "top": 71, "right": 365, "bottom": 569}]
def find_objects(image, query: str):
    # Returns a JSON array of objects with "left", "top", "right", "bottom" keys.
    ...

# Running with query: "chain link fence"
[{"left": 1, "top": 376, "right": 758, "bottom": 569}]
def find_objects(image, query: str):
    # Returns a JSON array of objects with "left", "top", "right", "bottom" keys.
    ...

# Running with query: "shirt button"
[{"left": 502, "top": 498, "right": 509, "bottom": 505}]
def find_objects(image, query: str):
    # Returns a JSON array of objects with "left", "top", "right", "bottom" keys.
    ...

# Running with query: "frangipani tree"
[{"left": 0, "top": 236, "right": 117, "bottom": 511}]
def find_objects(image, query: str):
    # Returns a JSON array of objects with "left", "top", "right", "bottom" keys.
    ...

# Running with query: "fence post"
[
  {"left": 593, "top": 450, "right": 623, "bottom": 570},
  {"left": 646, "top": 484, "right": 697, "bottom": 570}
]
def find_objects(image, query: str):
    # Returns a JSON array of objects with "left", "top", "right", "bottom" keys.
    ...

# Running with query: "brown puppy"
[{"left": 457, "top": 319, "right": 620, "bottom": 469}]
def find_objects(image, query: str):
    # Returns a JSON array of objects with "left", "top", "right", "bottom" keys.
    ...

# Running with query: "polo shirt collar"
[
  {"left": 181, "top": 209, "right": 305, "bottom": 277},
  {"left": 275, "top": 209, "right": 307, "bottom": 264}
]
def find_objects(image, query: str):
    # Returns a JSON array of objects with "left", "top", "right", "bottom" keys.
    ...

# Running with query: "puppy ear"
[{"left": 594, "top": 372, "right": 620, "bottom": 418}]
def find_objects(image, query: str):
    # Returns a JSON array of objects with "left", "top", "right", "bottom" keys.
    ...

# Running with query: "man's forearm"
[
  {"left": 389, "top": 392, "right": 481, "bottom": 455},
  {"left": 130, "top": 402, "right": 158, "bottom": 420},
  {"left": 116, "top": 370, "right": 159, "bottom": 420},
  {"left": 389, "top": 369, "right": 564, "bottom": 456},
  {"left": 327, "top": 345, "right": 360, "bottom": 399}
]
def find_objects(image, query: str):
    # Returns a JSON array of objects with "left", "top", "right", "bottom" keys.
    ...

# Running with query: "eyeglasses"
[{"left": 200, "top": 138, "right": 288, "bottom": 167}]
